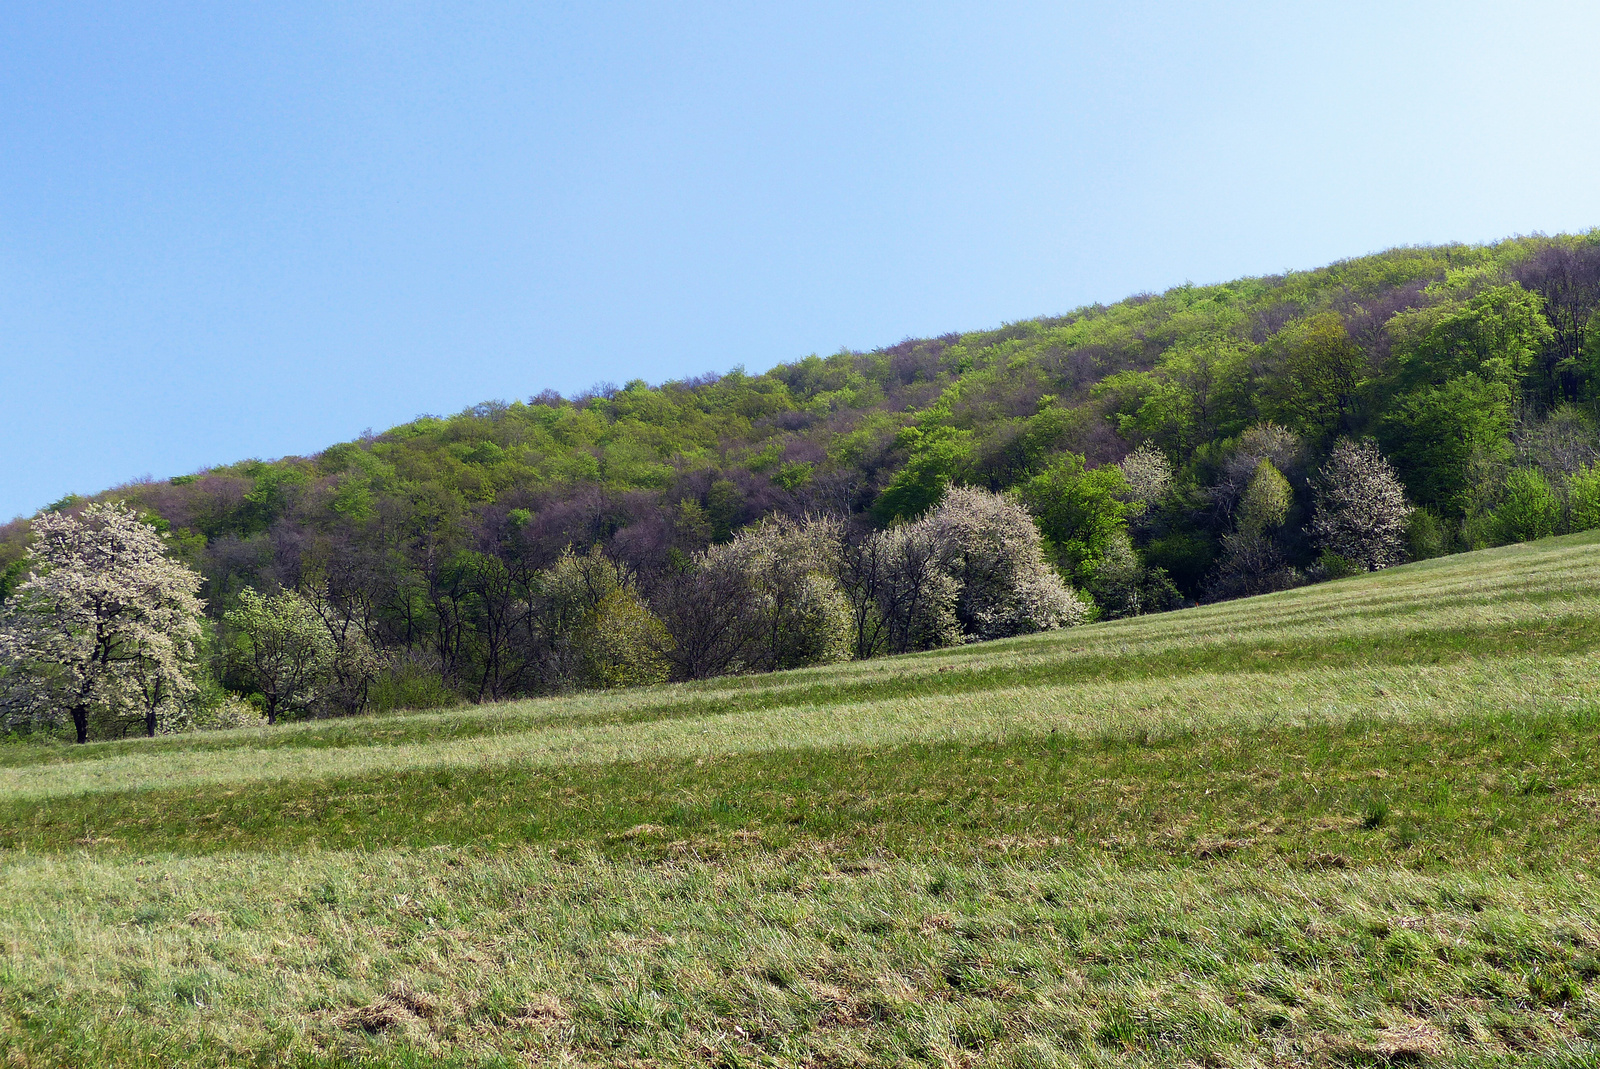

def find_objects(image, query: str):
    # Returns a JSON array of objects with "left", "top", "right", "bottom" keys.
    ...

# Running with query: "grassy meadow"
[{"left": 3, "top": 533, "right": 1600, "bottom": 1067}]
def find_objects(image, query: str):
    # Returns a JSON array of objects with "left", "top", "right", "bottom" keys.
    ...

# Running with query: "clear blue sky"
[{"left": 4, "top": 2, "right": 1599, "bottom": 520}]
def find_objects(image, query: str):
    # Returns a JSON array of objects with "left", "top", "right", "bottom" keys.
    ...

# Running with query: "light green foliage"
[
  {"left": 223, "top": 588, "right": 334, "bottom": 725},
  {"left": 872, "top": 425, "right": 973, "bottom": 522},
  {"left": 1095, "top": 337, "right": 1252, "bottom": 459},
  {"left": 4, "top": 233, "right": 1598, "bottom": 715},
  {"left": 1567, "top": 463, "right": 1600, "bottom": 532},
  {"left": 1019, "top": 453, "right": 1130, "bottom": 581},
  {"left": 1405, "top": 507, "right": 1450, "bottom": 560},
  {"left": 580, "top": 588, "right": 672, "bottom": 688},
  {"left": 1260, "top": 312, "right": 1369, "bottom": 442},
  {"left": 533, "top": 546, "right": 670, "bottom": 689},
  {"left": 1235, "top": 458, "right": 1292, "bottom": 534},
  {"left": 1492, "top": 468, "right": 1561, "bottom": 545},
  {"left": 1391, "top": 282, "right": 1554, "bottom": 389}
]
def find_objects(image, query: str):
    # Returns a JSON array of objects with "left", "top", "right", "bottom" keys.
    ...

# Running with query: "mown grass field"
[{"left": 3, "top": 534, "right": 1600, "bottom": 1067}]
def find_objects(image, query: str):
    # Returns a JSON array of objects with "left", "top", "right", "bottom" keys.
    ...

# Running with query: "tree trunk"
[
  {"left": 72, "top": 705, "right": 89, "bottom": 744},
  {"left": 145, "top": 709, "right": 157, "bottom": 738}
]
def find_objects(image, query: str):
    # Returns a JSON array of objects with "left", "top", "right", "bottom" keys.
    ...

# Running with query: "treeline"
[
  {"left": 0, "top": 492, "right": 1084, "bottom": 740},
  {"left": 4, "top": 231, "right": 1600, "bottom": 732}
]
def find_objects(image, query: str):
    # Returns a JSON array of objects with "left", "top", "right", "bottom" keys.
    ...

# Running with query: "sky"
[{"left": 3, "top": 2, "right": 1600, "bottom": 520}]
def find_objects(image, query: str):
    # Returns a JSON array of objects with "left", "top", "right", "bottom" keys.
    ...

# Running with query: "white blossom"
[
  {"left": 1312, "top": 439, "right": 1413, "bottom": 571},
  {"left": 924, "top": 486, "right": 1090, "bottom": 639},
  {"left": 0, "top": 502, "right": 204, "bottom": 741}
]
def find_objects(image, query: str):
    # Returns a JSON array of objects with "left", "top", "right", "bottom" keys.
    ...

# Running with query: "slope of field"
[{"left": 3, "top": 534, "right": 1600, "bottom": 1067}]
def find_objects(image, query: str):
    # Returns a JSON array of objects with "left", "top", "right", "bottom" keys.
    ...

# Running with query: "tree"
[
  {"left": 1391, "top": 283, "right": 1553, "bottom": 390},
  {"left": 866, "top": 520, "right": 962, "bottom": 655},
  {"left": 646, "top": 550, "right": 755, "bottom": 681},
  {"left": 1514, "top": 239, "right": 1600, "bottom": 402},
  {"left": 1085, "top": 531, "right": 1182, "bottom": 619},
  {"left": 1117, "top": 444, "right": 1174, "bottom": 510},
  {"left": 439, "top": 551, "right": 534, "bottom": 702},
  {"left": 1095, "top": 339, "right": 1251, "bottom": 460},
  {"left": 225, "top": 587, "right": 334, "bottom": 724},
  {"left": 1378, "top": 374, "right": 1512, "bottom": 513},
  {"left": 530, "top": 545, "right": 668, "bottom": 688},
  {"left": 927, "top": 486, "right": 1090, "bottom": 639},
  {"left": 715, "top": 515, "right": 851, "bottom": 672},
  {"left": 1210, "top": 423, "right": 1303, "bottom": 523},
  {"left": 1235, "top": 459, "right": 1293, "bottom": 535},
  {"left": 873, "top": 426, "right": 973, "bottom": 522},
  {"left": 1205, "top": 531, "right": 1302, "bottom": 601},
  {"left": 1567, "top": 463, "right": 1600, "bottom": 532},
  {"left": 0, "top": 503, "right": 205, "bottom": 742},
  {"left": 1261, "top": 313, "right": 1369, "bottom": 442},
  {"left": 299, "top": 538, "right": 390, "bottom": 717},
  {"left": 1311, "top": 439, "right": 1413, "bottom": 572},
  {"left": 1019, "top": 453, "right": 1131, "bottom": 582}
]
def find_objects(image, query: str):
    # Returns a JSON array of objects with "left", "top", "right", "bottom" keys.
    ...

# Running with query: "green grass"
[{"left": 3, "top": 533, "right": 1600, "bottom": 1066}]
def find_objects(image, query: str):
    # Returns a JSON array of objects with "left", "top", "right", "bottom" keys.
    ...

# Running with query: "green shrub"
[
  {"left": 1493, "top": 468, "right": 1560, "bottom": 544},
  {"left": 1313, "top": 551, "right": 1363, "bottom": 580},
  {"left": 1406, "top": 507, "right": 1450, "bottom": 560},
  {"left": 368, "top": 663, "right": 461, "bottom": 714},
  {"left": 1566, "top": 463, "right": 1600, "bottom": 532},
  {"left": 1236, "top": 458, "right": 1293, "bottom": 534}
]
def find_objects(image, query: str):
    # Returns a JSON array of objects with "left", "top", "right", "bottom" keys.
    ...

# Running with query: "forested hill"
[{"left": 6, "top": 231, "right": 1600, "bottom": 693}]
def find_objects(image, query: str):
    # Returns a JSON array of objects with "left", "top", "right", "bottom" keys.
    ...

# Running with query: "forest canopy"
[{"left": 6, "top": 231, "right": 1600, "bottom": 730}]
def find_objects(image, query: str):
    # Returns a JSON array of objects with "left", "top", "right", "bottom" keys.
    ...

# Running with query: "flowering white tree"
[
  {"left": 868, "top": 519, "right": 962, "bottom": 654},
  {"left": 1312, "top": 439, "right": 1413, "bottom": 571},
  {"left": 926, "top": 486, "right": 1090, "bottom": 639},
  {"left": 0, "top": 503, "right": 204, "bottom": 742},
  {"left": 710, "top": 514, "right": 852, "bottom": 672},
  {"left": 1118, "top": 443, "right": 1174, "bottom": 509}
]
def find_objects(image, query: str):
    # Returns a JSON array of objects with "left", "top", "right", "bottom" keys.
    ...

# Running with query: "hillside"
[
  {"left": 4, "top": 232, "right": 1600, "bottom": 717},
  {"left": 2, "top": 532, "right": 1599, "bottom": 1065}
]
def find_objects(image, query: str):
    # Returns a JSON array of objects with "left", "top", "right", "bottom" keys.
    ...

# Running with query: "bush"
[
  {"left": 1405, "top": 507, "right": 1450, "bottom": 560},
  {"left": 716, "top": 515, "right": 852, "bottom": 673},
  {"left": 1565, "top": 463, "right": 1600, "bottom": 532},
  {"left": 650, "top": 516, "right": 850, "bottom": 679},
  {"left": 1493, "top": 468, "right": 1560, "bottom": 544},
  {"left": 1309, "top": 551, "right": 1363, "bottom": 581},
  {"left": 534, "top": 546, "right": 670, "bottom": 688},
  {"left": 192, "top": 694, "right": 269, "bottom": 731},
  {"left": 1205, "top": 531, "right": 1303, "bottom": 600},
  {"left": 1019, "top": 454, "right": 1130, "bottom": 582},
  {"left": 367, "top": 653, "right": 462, "bottom": 714},
  {"left": 1236, "top": 458, "right": 1293, "bottom": 534},
  {"left": 1085, "top": 532, "right": 1183, "bottom": 619}
]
